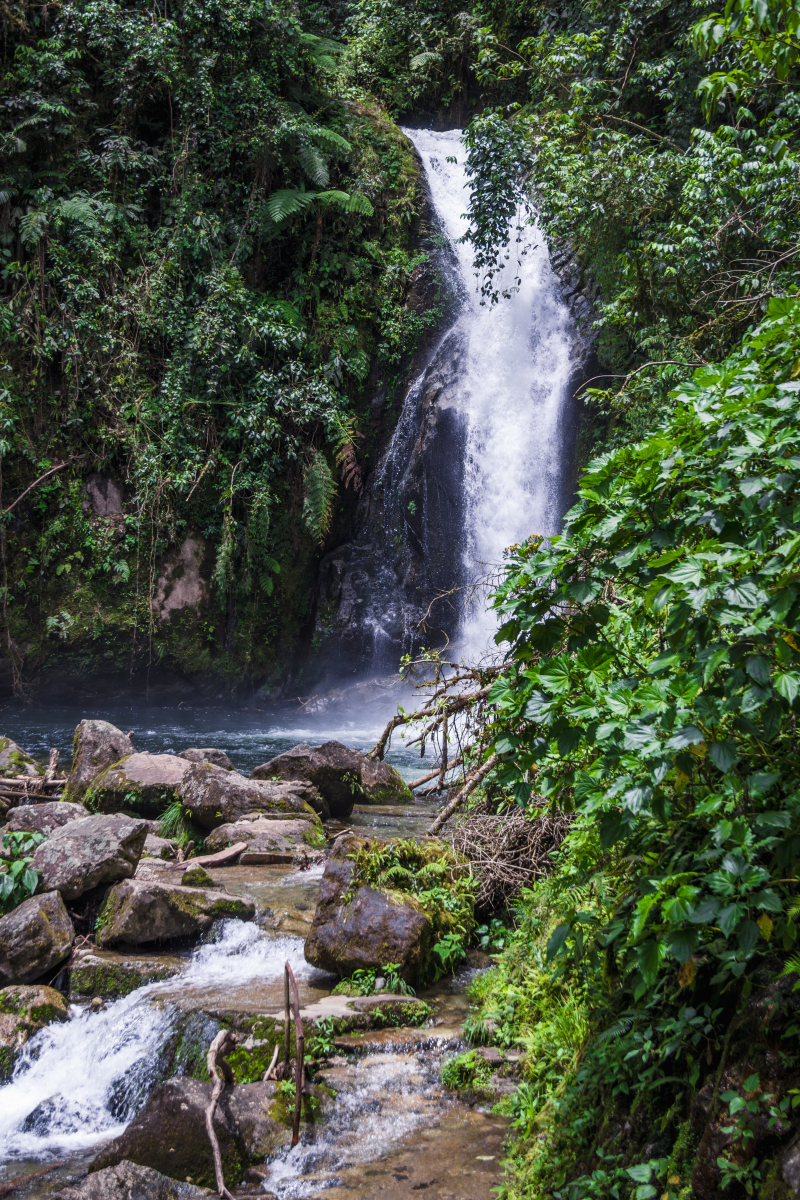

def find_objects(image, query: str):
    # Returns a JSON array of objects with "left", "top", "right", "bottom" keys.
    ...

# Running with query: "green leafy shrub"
[{"left": 0, "top": 831, "right": 44, "bottom": 914}]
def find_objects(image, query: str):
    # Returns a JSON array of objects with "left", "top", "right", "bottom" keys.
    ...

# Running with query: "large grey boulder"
[
  {"left": 84, "top": 753, "right": 190, "bottom": 817},
  {"left": 95, "top": 877, "right": 255, "bottom": 946},
  {"left": 0, "top": 736, "right": 42, "bottom": 778},
  {"left": 53, "top": 1160, "right": 209, "bottom": 1200},
  {"left": 63, "top": 721, "right": 135, "bottom": 800},
  {"left": 204, "top": 815, "right": 326, "bottom": 861},
  {"left": 177, "top": 747, "right": 237, "bottom": 771},
  {"left": 0, "top": 891, "right": 75, "bottom": 986},
  {"left": 31, "top": 813, "right": 147, "bottom": 901},
  {"left": 251, "top": 741, "right": 413, "bottom": 815},
  {"left": 176, "top": 761, "right": 324, "bottom": 828},
  {"left": 0, "top": 983, "right": 69, "bottom": 1080},
  {"left": 90, "top": 1077, "right": 286, "bottom": 1189},
  {"left": 4, "top": 801, "right": 89, "bottom": 837},
  {"left": 304, "top": 834, "right": 433, "bottom": 985}
]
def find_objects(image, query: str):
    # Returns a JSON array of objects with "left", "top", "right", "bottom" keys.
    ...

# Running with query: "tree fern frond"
[
  {"left": 302, "top": 449, "right": 337, "bottom": 543},
  {"left": 410, "top": 50, "right": 442, "bottom": 71},
  {"left": 58, "top": 194, "right": 103, "bottom": 229},
  {"left": 266, "top": 188, "right": 314, "bottom": 223},
  {"left": 297, "top": 145, "right": 330, "bottom": 188},
  {"left": 308, "top": 125, "right": 351, "bottom": 153},
  {"left": 596, "top": 1016, "right": 635, "bottom": 1043},
  {"left": 317, "top": 190, "right": 374, "bottom": 216}
]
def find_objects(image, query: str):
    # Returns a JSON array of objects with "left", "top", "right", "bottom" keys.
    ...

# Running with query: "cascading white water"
[
  {"left": 0, "top": 923, "right": 320, "bottom": 1162},
  {"left": 402, "top": 128, "right": 575, "bottom": 660}
]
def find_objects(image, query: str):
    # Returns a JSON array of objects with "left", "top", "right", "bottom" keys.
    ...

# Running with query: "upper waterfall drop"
[
  {"left": 308, "top": 126, "right": 581, "bottom": 687},
  {"left": 404, "top": 127, "right": 575, "bottom": 661}
]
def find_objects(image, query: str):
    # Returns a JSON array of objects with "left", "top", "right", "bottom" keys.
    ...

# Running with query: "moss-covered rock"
[
  {"left": 177, "top": 761, "right": 325, "bottom": 829},
  {"left": 69, "top": 950, "right": 181, "bottom": 998},
  {"left": 204, "top": 814, "right": 325, "bottom": 861},
  {"left": 0, "top": 736, "right": 42, "bottom": 779},
  {"left": 5, "top": 800, "right": 89, "bottom": 836},
  {"left": 31, "top": 813, "right": 148, "bottom": 901},
  {"left": 95, "top": 877, "right": 255, "bottom": 946},
  {"left": 84, "top": 753, "right": 190, "bottom": 817},
  {"left": 0, "top": 983, "right": 69, "bottom": 1080},
  {"left": 63, "top": 720, "right": 135, "bottom": 801},
  {"left": 0, "top": 890, "right": 75, "bottom": 986}
]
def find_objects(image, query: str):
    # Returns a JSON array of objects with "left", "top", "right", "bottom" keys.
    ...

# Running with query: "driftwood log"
[
  {"left": 284, "top": 961, "right": 305, "bottom": 1146},
  {"left": 205, "top": 1028, "right": 238, "bottom": 1199},
  {"left": 0, "top": 1162, "right": 65, "bottom": 1196},
  {"left": 169, "top": 842, "right": 247, "bottom": 871}
]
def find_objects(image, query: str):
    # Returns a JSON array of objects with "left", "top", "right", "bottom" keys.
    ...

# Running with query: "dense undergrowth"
[{"left": 0, "top": 0, "right": 441, "bottom": 696}]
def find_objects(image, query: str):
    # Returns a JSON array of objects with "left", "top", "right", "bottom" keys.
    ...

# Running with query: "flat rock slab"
[
  {"left": 177, "top": 762, "right": 324, "bottom": 829},
  {"left": 96, "top": 877, "right": 256, "bottom": 946},
  {"left": 52, "top": 1159, "right": 211, "bottom": 1200},
  {"left": 85, "top": 753, "right": 190, "bottom": 816},
  {"left": 288, "top": 992, "right": 432, "bottom": 1028},
  {"left": 0, "top": 891, "right": 75, "bottom": 986},
  {"left": 64, "top": 720, "right": 135, "bottom": 801},
  {"left": 4, "top": 800, "right": 89, "bottom": 836},
  {"left": 69, "top": 948, "right": 183, "bottom": 999},
  {"left": 204, "top": 816, "right": 324, "bottom": 858},
  {"left": 32, "top": 813, "right": 148, "bottom": 901}
]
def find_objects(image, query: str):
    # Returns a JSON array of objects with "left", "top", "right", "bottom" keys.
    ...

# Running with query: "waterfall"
[
  {"left": 312, "top": 126, "right": 578, "bottom": 682},
  {"left": 401, "top": 127, "right": 576, "bottom": 661}
]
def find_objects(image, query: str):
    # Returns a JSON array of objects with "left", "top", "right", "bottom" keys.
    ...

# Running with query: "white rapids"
[
  {"left": 0, "top": 923, "right": 317, "bottom": 1162},
  {"left": 402, "top": 127, "right": 575, "bottom": 660}
]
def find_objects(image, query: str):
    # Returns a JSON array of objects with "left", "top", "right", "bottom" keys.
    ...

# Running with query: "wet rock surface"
[
  {"left": 304, "top": 835, "right": 433, "bottom": 984},
  {"left": 0, "top": 736, "right": 42, "bottom": 779},
  {"left": 32, "top": 814, "right": 148, "bottom": 902},
  {"left": 85, "top": 754, "right": 190, "bottom": 816},
  {"left": 4, "top": 801, "right": 90, "bottom": 836},
  {"left": 68, "top": 947, "right": 183, "bottom": 998},
  {"left": 90, "top": 1075, "right": 287, "bottom": 1187},
  {"left": 53, "top": 1160, "right": 210, "bottom": 1200},
  {"left": 252, "top": 741, "right": 371, "bottom": 818},
  {"left": 96, "top": 877, "right": 256, "bottom": 946},
  {"left": 0, "top": 890, "right": 75, "bottom": 985},
  {"left": 0, "top": 984, "right": 69, "bottom": 1080},
  {"left": 177, "top": 762, "right": 324, "bottom": 828},
  {"left": 64, "top": 721, "right": 135, "bottom": 800},
  {"left": 204, "top": 816, "right": 324, "bottom": 862}
]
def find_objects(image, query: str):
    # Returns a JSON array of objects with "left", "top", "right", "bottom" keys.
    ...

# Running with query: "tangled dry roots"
[{"left": 451, "top": 801, "right": 572, "bottom": 912}]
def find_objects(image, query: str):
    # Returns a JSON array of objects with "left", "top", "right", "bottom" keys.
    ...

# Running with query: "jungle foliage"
[
  {"left": 463, "top": 299, "right": 800, "bottom": 1197},
  {"left": 0, "top": 0, "right": 437, "bottom": 694}
]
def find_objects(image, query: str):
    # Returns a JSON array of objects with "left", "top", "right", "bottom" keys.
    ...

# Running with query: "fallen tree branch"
[
  {"left": 3, "top": 460, "right": 75, "bottom": 516},
  {"left": 428, "top": 754, "right": 499, "bottom": 835},
  {"left": 263, "top": 1044, "right": 279, "bottom": 1081},
  {"left": 205, "top": 1028, "right": 238, "bottom": 1200},
  {"left": 285, "top": 961, "right": 305, "bottom": 1146},
  {"left": 170, "top": 842, "right": 247, "bottom": 871},
  {"left": 409, "top": 757, "right": 463, "bottom": 790}
]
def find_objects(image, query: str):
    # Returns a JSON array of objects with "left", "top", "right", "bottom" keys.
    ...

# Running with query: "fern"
[
  {"left": 297, "top": 145, "right": 329, "bottom": 188},
  {"left": 306, "top": 122, "right": 351, "bottom": 153},
  {"left": 317, "top": 189, "right": 374, "bottom": 216},
  {"left": 265, "top": 188, "right": 315, "bottom": 223},
  {"left": 596, "top": 1015, "right": 636, "bottom": 1043},
  {"left": 779, "top": 951, "right": 800, "bottom": 988},
  {"left": 410, "top": 50, "right": 442, "bottom": 71},
  {"left": 302, "top": 449, "right": 337, "bottom": 542},
  {"left": 59, "top": 193, "right": 104, "bottom": 230}
]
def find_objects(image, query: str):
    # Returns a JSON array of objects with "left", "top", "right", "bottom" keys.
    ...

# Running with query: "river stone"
[
  {"left": 0, "top": 736, "right": 42, "bottom": 779},
  {"left": 69, "top": 947, "right": 182, "bottom": 999},
  {"left": 84, "top": 753, "right": 191, "bottom": 817},
  {"left": 204, "top": 815, "right": 326, "bottom": 859},
  {"left": 4, "top": 800, "right": 90, "bottom": 836},
  {"left": 304, "top": 834, "right": 433, "bottom": 985},
  {"left": 63, "top": 721, "right": 135, "bottom": 800},
  {"left": 176, "top": 761, "right": 325, "bottom": 828},
  {"left": 90, "top": 1075, "right": 287, "bottom": 1187},
  {"left": 178, "top": 746, "right": 237, "bottom": 771},
  {"left": 359, "top": 755, "right": 413, "bottom": 805},
  {"left": 0, "top": 983, "right": 69, "bottom": 1080},
  {"left": 251, "top": 741, "right": 366, "bottom": 817},
  {"left": 0, "top": 891, "right": 75, "bottom": 986},
  {"left": 31, "top": 813, "right": 148, "bottom": 902},
  {"left": 142, "top": 833, "right": 177, "bottom": 860},
  {"left": 53, "top": 1160, "right": 210, "bottom": 1200},
  {"left": 95, "top": 877, "right": 255, "bottom": 946}
]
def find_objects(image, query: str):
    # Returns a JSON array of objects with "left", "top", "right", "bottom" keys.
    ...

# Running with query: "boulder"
[
  {"left": 4, "top": 801, "right": 89, "bottom": 837},
  {"left": 0, "top": 891, "right": 75, "bottom": 986},
  {"left": 251, "top": 741, "right": 412, "bottom": 815},
  {"left": 95, "top": 877, "right": 255, "bottom": 946},
  {"left": 63, "top": 721, "right": 135, "bottom": 800},
  {"left": 177, "top": 747, "right": 237, "bottom": 771},
  {"left": 84, "top": 753, "right": 190, "bottom": 817},
  {"left": 0, "top": 736, "right": 42, "bottom": 778},
  {"left": 304, "top": 834, "right": 433, "bottom": 985},
  {"left": 32, "top": 813, "right": 148, "bottom": 902},
  {"left": 359, "top": 756, "right": 413, "bottom": 805},
  {"left": 176, "top": 762, "right": 324, "bottom": 828},
  {"left": 53, "top": 1160, "right": 210, "bottom": 1200},
  {"left": 69, "top": 947, "right": 181, "bottom": 999},
  {"left": 0, "top": 983, "right": 69, "bottom": 1080},
  {"left": 90, "top": 1076, "right": 286, "bottom": 1188},
  {"left": 141, "top": 833, "right": 177, "bottom": 860},
  {"left": 178, "top": 864, "right": 216, "bottom": 887},
  {"left": 204, "top": 815, "right": 326, "bottom": 861}
]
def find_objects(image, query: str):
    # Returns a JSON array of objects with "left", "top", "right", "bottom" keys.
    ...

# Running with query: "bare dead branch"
[{"left": 205, "top": 1028, "right": 239, "bottom": 1200}]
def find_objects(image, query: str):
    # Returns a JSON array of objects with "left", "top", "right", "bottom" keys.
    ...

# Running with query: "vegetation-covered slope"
[{"left": 0, "top": 0, "right": 439, "bottom": 699}]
